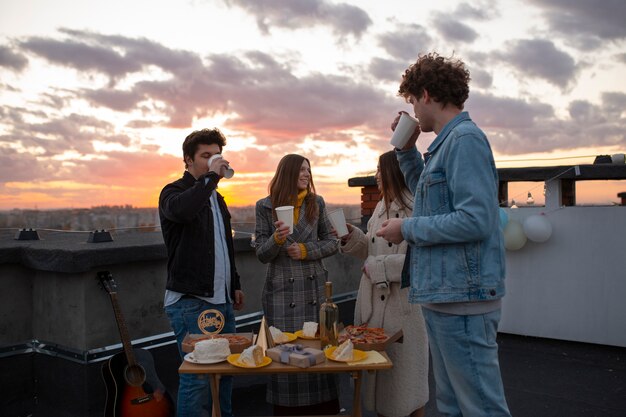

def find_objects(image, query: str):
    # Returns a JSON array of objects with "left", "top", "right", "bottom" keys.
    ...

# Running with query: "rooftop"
[{"left": 1, "top": 163, "right": 625, "bottom": 417}]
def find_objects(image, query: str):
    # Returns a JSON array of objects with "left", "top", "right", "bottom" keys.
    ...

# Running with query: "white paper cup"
[
  {"left": 275, "top": 206, "right": 294, "bottom": 234},
  {"left": 611, "top": 153, "right": 625, "bottom": 164},
  {"left": 207, "top": 154, "right": 235, "bottom": 179},
  {"left": 327, "top": 208, "right": 349, "bottom": 237},
  {"left": 390, "top": 112, "right": 419, "bottom": 149}
]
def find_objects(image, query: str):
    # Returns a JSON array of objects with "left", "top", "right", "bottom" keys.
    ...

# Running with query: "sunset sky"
[{"left": 1, "top": 0, "right": 625, "bottom": 210}]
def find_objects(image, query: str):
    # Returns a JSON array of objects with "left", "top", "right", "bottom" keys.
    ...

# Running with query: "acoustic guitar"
[{"left": 98, "top": 270, "right": 175, "bottom": 417}]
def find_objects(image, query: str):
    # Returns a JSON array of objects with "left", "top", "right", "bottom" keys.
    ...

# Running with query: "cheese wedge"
[
  {"left": 239, "top": 345, "right": 263, "bottom": 366},
  {"left": 269, "top": 326, "right": 289, "bottom": 343},
  {"left": 302, "top": 322, "right": 318, "bottom": 338}
]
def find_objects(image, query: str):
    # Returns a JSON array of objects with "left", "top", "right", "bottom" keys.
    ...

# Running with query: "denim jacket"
[{"left": 397, "top": 112, "right": 506, "bottom": 304}]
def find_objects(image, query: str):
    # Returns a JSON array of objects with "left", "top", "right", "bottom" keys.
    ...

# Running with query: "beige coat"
[{"left": 340, "top": 192, "right": 429, "bottom": 416}]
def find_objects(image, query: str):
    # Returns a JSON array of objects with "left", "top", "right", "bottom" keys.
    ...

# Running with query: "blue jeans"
[
  {"left": 422, "top": 308, "right": 511, "bottom": 417},
  {"left": 166, "top": 297, "right": 236, "bottom": 417}
]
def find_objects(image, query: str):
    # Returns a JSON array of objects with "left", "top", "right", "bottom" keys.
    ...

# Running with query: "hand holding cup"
[
  {"left": 275, "top": 206, "right": 294, "bottom": 234},
  {"left": 273, "top": 220, "right": 291, "bottom": 240},
  {"left": 390, "top": 111, "right": 420, "bottom": 150},
  {"left": 330, "top": 223, "right": 353, "bottom": 243},
  {"left": 207, "top": 154, "right": 235, "bottom": 179},
  {"left": 327, "top": 208, "right": 349, "bottom": 238}
]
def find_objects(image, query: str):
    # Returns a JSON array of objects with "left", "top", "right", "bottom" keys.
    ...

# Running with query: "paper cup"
[
  {"left": 390, "top": 112, "right": 419, "bottom": 149},
  {"left": 611, "top": 153, "right": 625, "bottom": 164},
  {"left": 327, "top": 208, "right": 349, "bottom": 237},
  {"left": 207, "top": 154, "right": 235, "bottom": 179},
  {"left": 275, "top": 206, "right": 294, "bottom": 234}
]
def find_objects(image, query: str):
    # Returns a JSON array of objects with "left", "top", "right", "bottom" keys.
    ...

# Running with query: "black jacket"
[{"left": 159, "top": 170, "right": 241, "bottom": 298}]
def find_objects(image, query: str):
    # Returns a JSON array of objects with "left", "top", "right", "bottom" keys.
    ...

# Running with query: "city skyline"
[{"left": 1, "top": 0, "right": 625, "bottom": 210}]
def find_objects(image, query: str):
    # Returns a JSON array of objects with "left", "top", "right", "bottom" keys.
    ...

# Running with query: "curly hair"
[
  {"left": 398, "top": 52, "right": 470, "bottom": 109},
  {"left": 182, "top": 128, "right": 227, "bottom": 169}
]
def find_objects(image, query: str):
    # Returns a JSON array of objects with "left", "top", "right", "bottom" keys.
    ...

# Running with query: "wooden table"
[{"left": 179, "top": 340, "right": 392, "bottom": 417}]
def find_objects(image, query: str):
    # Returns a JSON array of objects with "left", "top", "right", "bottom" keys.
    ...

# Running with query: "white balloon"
[
  {"left": 523, "top": 214, "right": 553, "bottom": 243},
  {"left": 504, "top": 219, "right": 527, "bottom": 250}
]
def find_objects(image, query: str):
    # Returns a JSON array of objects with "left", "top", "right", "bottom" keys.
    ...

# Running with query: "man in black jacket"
[{"left": 159, "top": 128, "right": 244, "bottom": 417}]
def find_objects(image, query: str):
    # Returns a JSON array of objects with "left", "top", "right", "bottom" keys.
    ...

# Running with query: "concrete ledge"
[{"left": 0, "top": 229, "right": 166, "bottom": 273}]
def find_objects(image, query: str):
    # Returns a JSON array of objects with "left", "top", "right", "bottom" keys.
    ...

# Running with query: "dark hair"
[
  {"left": 378, "top": 151, "right": 411, "bottom": 213},
  {"left": 182, "top": 128, "right": 227, "bottom": 168},
  {"left": 269, "top": 154, "right": 318, "bottom": 223},
  {"left": 398, "top": 52, "right": 470, "bottom": 109}
]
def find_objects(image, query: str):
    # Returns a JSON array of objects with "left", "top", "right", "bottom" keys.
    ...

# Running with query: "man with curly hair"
[{"left": 377, "top": 53, "right": 512, "bottom": 417}]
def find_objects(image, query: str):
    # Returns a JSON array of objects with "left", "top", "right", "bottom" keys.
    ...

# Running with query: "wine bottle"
[{"left": 319, "top": 281, "right": 339, "bottom": 350}]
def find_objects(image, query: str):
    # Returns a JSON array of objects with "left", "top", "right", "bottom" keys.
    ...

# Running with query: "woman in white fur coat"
[{"left": 338, "top": 151, "right": 429, "bottom": 417}]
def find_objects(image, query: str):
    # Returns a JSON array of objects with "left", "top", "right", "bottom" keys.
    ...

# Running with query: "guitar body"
[{"left": 101, "top": 347, "right": 174, "bottom": 417}]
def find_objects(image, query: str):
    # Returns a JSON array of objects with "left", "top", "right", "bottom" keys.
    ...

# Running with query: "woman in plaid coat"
[{"left": 254, "top": 154, "right": 340, "bottom": 415}]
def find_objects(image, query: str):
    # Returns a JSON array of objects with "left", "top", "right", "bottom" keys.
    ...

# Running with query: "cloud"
[
  {"left": 4, "top": 25, "right": 622, "bottom": 197},
  {"left": 453, "top": 3, "right": 497, "bottom": 21},
  {"left": 601, "top": 91, "right": 626, "bottom": 117},
  {"left": 221, "top": 65, "right": 394, "bottom": 143},
  {"left": 83, "top": 150, "right": 181, "bottom": 188},
  {"left": 225, "top": 0, "right": 372, "bottom": 38},
  {"left": 16, "top": 30, "right": 395, "bottom": 142},
  {"left": 433, "top": 18, "right": 479, "bottom": 43},
  {"left": 59, "top": 29, "right": 203, "bottom": 74},
  {"left": 126, "top": 119, "right": 160, "bottom": 129},
  {"left": 430, "top": 1, "right": 497, "bottom": 44},
  {"left": 368, "top": 57, "right": 405, "bottom": 83},
  {"left": 221, "top": 146, "right": 286, "bottom": 174},
  {"left": 2, "top": 27, "right": 398, "bottom": 191},
  {"left": 468, "top": 92, "right": 554, "bottom": 130},
  {"left": 468, "top": 67, "right": 493, "bottom": 89},
  {"left": 529, "top": 0, "right": 626, "bottom": 49},
  {"left": 20, "top": 36, "right": 141, "bottom": 82},
  {"left": 568, "top": 100, "right": 602, "bottom": 124},
  {"left": 0, "top": 147, "right": 45, "bottom": 182},
  {"left": 0, "top": 133, "right": 181, "bottom": 202},
  {"left": 0, "top": 107, "right": 128, "bottom": 156},
  {"left": 19, "top": 29, "right": 202, "bottom": 85},
  {"left": 376, "top": 24, "right": 433, "bottom": 62},
  {"left": 0, "top": 45, "right": 28, "bottom": 71},
  {"left": 83, "top": 88, "right": 145, "bottom": 112},
  {"left": 0, "top": 148, "right": 184, "bottom": 209},
  {"left": 493, "top": 39, "right": 578, "bottom": 89},
  {"left": 469, "top": 91, "right": 626, "bottom": 154}
]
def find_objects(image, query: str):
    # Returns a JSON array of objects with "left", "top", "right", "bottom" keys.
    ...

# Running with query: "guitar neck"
[{"left": 108, "top": 292, "right": 137, "bottom": 366}]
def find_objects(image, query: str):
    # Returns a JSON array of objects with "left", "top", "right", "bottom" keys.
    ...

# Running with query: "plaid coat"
[{"left": 255, "top": 194, "right": 339, "bottom": 406}]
